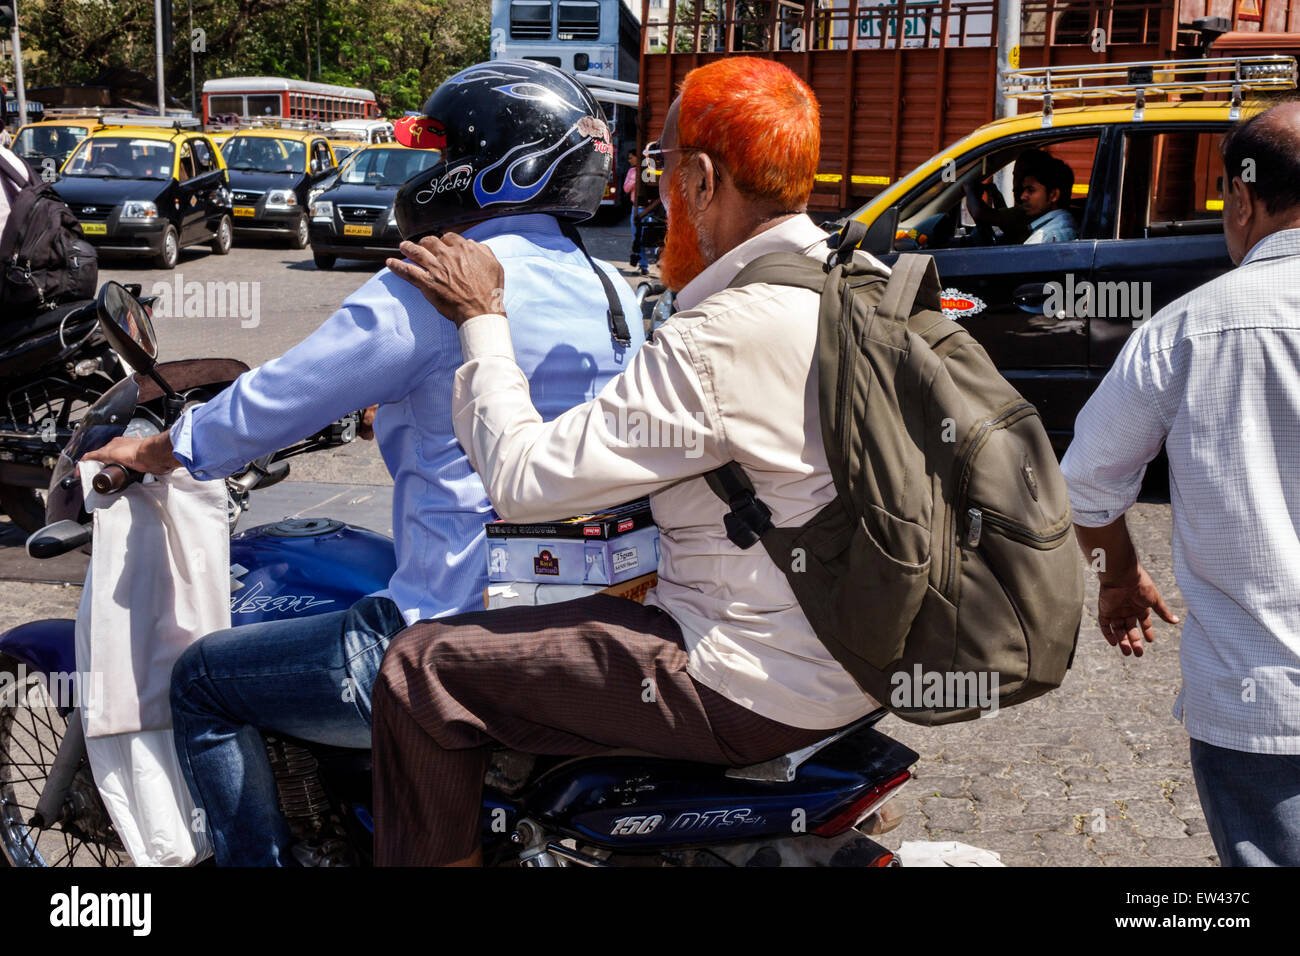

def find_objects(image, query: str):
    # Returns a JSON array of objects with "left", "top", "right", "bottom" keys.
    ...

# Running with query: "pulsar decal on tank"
[{"left": 229, "top": 580, "right": 336, "bottom": 616}]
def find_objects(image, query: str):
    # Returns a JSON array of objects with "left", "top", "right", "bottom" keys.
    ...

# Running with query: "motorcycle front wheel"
[{"left": 0, "top": 655, "right": 129, "bottom": 867}]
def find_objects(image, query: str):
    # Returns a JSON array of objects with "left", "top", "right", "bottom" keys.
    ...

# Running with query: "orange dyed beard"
[{"left": 658, "top": 170, "right": 711, "bottom": 292}]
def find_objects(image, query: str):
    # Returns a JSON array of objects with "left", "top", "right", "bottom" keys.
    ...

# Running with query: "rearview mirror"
[
  {"left": 862, "top": 206, "right": 900, "bottom": 255},
  {"left": 96, "top": 281, "right": 158, "bottom": 373}
]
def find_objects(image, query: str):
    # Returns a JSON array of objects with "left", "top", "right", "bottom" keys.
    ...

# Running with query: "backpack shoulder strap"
[
  {"left": 559, "top": 221, "right": 632, "bottom": 347},
  {"left": 874, "top": 252, "right": 942, "bottom": 325},
  {"left": 703, "top": 461, "right": 773, "bottom": 550},
  {"left": 728, "top": 251, "right": 829, "bottom": 294}
]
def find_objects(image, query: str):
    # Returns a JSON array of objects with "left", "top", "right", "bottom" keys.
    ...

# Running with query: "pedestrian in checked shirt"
[
  {"left": 1060, "top": 101, "right": 1300, "bottom": 866},
  {"left": 81, "top": 61, "right": 643, "bottom": 866},
  {"left": 374, "top": 57, "right": 887, "bottom": 866}
]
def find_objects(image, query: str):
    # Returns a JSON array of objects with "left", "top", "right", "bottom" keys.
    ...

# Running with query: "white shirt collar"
[{"left": 674, "top": 214, "right": 834, "bottom": 312}]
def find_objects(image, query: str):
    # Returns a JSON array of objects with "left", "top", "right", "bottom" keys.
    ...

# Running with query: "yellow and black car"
[
  {"left": 53, "top": 125, "right": 233, "bottom": 270},
  {"left": 220, "top": 128, "right": 338, "bottom": 248},
  {"left": 307, "top": 143, "right": 440, "bottom": 270},
  {"left": 834, "top": 55, "right": 1296, "bottom": 448}
]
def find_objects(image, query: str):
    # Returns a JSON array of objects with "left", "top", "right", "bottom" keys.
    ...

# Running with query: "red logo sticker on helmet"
[
  {"left": 940, "top": 288, "right": 986, "bottom": 319},
  {"left": 395, "top": 116, "right": 447, "bottom": 150}
]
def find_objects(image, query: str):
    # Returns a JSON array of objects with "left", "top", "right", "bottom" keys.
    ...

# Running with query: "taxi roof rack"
[
  {"left": 41, "top": 107, "right": 200, "bottom": 128},
  {"left": 241, "top": 116, "right": 327, "bottom": 132},
  {"left": 1001, "top": 55, "right": 1297, "bottom": 127}
]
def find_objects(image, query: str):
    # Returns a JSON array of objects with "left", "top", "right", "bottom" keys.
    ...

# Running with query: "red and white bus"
[{"left": 201, "top": 77, "right": 380, "bottom": 127}]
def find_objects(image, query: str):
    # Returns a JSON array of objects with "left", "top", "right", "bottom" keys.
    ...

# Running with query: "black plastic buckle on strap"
[{"left": 723, "top": 489, "right": 773, "bottom": 550}]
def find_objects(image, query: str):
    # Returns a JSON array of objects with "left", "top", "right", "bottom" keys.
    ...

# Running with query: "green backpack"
[{"left": 704, "top": 237, "right": 1083, "bottom": 725}]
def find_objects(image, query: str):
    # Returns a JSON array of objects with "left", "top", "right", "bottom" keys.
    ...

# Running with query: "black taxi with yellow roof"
[
  {"left": 219, "top": 125, "right": 338, "bottom": 248},
  {"left": 832, "top": 55, "right": 1296, "bottom": 449},
  {"left": 307, "top": 142, "right": 441, "bottom": 270},
  {"left": 53, "top": 123, "right": 233, "bottom": 270}
]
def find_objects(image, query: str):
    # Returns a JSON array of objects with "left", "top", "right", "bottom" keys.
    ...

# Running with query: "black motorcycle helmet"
[{"left": 393, "top": 60, "right": 614, "bottom": 240}]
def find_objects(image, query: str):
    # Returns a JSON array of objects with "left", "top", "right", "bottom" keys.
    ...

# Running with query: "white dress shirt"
[
  {"left": 453, "top": 214, "right": 882, "bottom": 729},
  {"left": 1061, "top": 228, "right": 1300, "bottom": 754}
]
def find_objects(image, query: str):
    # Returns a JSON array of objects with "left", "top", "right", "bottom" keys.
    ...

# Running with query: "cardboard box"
[{"left": 485, "top": 500, "right": 658, "bottom": 586}]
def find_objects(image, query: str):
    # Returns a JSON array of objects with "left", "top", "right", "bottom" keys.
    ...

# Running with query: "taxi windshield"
[
  {"left": 222, "top": 136, "right": 306, "bottom": 173},
  {"left": 15, "top": 125, "right": 90, "bottom": 165},
  {"left": 62, "top": 137, "right": 175, "bottom": 180},
  {"left": 340, "top": 148, "right": 440, "bottom": 186}
]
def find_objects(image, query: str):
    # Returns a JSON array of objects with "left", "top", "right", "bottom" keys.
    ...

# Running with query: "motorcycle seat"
[
  {"left": 0, "top": 299, "right": 97, "bottom": 349},
  {"left": 494, "top": 708, "right": 891, "bottom": 792}
]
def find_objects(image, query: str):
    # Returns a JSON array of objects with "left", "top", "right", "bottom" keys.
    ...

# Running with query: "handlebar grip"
[{"left": 92, "top": 464, "right": 141, "bottom": 495}]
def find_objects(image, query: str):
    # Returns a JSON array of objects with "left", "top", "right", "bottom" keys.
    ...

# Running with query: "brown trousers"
[{"left": 371, "top": 594, "right": 829, "bottom": 865}]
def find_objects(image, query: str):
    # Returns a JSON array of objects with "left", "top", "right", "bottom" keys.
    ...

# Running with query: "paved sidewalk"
[{"left": 877, "top": 503, "right": 1218, "bottom": 866}]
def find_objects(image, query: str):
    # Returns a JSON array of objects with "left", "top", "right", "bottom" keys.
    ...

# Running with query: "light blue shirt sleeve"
[{"left": 170, "top": 271, "right": 453, "bottom": 480}]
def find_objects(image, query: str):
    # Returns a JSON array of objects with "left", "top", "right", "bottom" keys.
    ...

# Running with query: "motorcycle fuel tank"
[{"left": 228, "top": 518, "right": 396, "bottom": 625}]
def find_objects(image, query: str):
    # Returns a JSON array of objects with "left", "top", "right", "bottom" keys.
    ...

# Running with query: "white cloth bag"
[{"left": 75, "top": 461, "right": 231, "bottom": 866}]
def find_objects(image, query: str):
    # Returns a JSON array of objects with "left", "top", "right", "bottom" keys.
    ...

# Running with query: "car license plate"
[
  {"left": 80, "top": 222, "right": 107, "bottom": 235},
  {"left": 343, "top": 224, "right": 373, "bottom": 237},
  {"left": 234, "top": 206, "right": 256, "bottom": 217}
]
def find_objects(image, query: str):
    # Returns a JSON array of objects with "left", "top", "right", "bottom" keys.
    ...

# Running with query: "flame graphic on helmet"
[{"left": 472, "top": 121, "right": 595, "bottom": 207}]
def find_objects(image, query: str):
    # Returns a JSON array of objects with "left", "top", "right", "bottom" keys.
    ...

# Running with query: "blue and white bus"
[{"left": 490, "top": 0, "right": 640, "bottom": 209}]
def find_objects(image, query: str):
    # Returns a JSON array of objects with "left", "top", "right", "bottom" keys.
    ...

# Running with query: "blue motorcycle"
[{"left": 0, "top": 282, "right": 917, "bottom": 867}]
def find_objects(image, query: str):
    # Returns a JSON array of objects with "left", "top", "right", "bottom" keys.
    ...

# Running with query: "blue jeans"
[
  {"left": 630, "top": 210, "right": 648, "bottom": 270},
  {"left": 1189, "top": 737, "right": 1300, "bottom": 866},
  {"left": 170, "top": 595, "right": 407, "bottom": 866}
]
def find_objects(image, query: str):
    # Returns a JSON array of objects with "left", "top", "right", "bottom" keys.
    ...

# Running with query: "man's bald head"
[{"left": 1221, "top": 100, "right": 1300, "bottom": 215}]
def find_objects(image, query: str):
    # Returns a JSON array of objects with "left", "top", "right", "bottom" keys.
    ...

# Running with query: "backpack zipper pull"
[{"left": 966, "top": 508, "right": 983, "bottom": 547}]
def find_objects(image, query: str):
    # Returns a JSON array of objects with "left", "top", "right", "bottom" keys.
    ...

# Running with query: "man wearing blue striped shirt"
[{"left": 85, "top": 62, "right": 643, "bottom": 865}]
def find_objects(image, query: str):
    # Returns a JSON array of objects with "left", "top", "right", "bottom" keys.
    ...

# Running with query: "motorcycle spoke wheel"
[{"left": 0, "top": 661, "right": 129, "bottom": 867}]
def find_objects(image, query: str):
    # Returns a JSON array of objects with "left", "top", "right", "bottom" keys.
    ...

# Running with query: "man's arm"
[
  {"left": 1060, "top": 325, "right": 1180, "bottom": 656},
  {"left": 86, "top": 277, "right": 451, "bottom": 478},
  {"left": 390, "top": 236, "right": 730, "bottom": 522}
]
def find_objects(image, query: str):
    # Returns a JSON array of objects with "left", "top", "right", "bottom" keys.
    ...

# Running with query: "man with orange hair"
[{"left": 374, "top": 57, "right": 886, "bottom": 865}]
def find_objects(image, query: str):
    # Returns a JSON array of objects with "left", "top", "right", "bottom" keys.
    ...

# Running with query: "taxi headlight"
[
  {"left": 120, "top": 200, "right": 158, "bottom": 222},
  {"left": 311, "top": 200, "right": 334, "bottom": 222},
  {"left": 265, "top": 189, "right": 298, "bottom": 210}
]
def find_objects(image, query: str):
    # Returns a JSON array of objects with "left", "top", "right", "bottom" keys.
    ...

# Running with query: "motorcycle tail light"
[{"left": 812, "top": 768, "right": 912, "bottom": 837}]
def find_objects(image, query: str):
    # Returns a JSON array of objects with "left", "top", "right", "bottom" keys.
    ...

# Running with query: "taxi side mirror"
[{"left": 862, "top": 206, "right": 899, "bottom": 255}]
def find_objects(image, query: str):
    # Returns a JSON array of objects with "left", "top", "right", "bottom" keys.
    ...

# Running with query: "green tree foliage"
[{"left": 16, "top": 0, "right": 490, "bottom": 115}]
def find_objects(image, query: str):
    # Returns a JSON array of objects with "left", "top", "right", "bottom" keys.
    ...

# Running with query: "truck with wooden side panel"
[{"left": 636, "top": 0, "right": 1300, "bottom": 213}]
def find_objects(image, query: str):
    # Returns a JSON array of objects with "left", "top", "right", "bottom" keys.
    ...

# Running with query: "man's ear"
[
  {"left": 1228, "top": 176, "right": 1255, "bottom": 226},
  {"left": 688, "top": 151, "right": 718, "bottom": 211}
]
